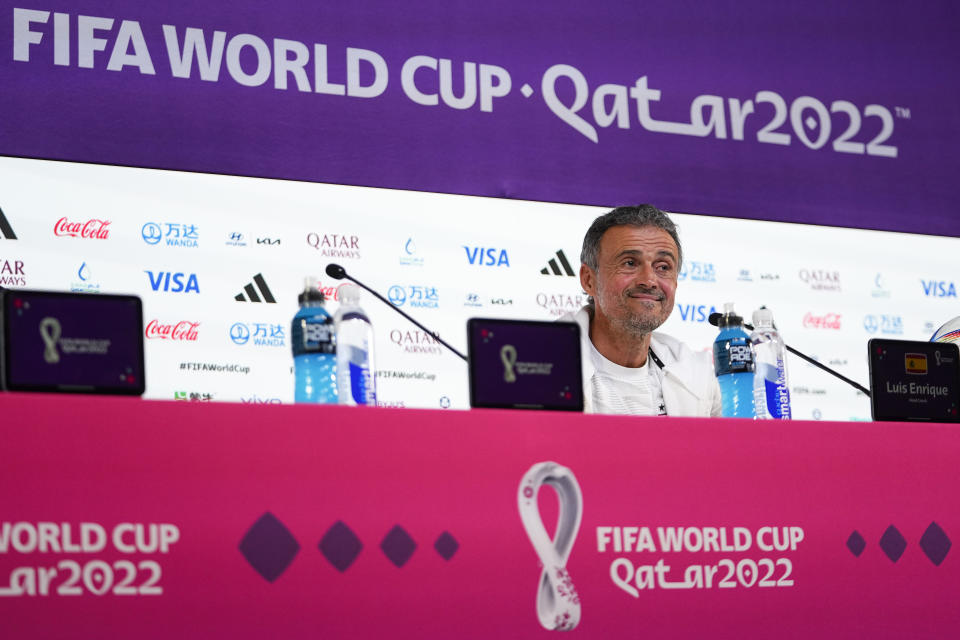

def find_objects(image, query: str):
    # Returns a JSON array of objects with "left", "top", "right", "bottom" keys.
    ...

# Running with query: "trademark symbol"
[{"left": 895, "top": 107, "right": 911, "bottom": 119}]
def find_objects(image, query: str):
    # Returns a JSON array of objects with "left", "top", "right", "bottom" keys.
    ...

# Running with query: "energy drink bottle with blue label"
[
  {"left": 291, "top": 277, "right": 337, "bottom": 403},
  {"left": 713, "top": 303, "right": 757, "bottom": 418}
]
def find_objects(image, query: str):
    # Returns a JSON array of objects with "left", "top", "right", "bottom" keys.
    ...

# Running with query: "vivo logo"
[
  {"left": 464, "top": 247, "right": 510, "bottom": 267},
  {"left": 921, "top": 280, "right": 957, "bottom": 298},
  {"left": 241, "top": 396, "right": 282, "bottom": 404},
  {"left": 677, "top": 303, "right": 717, "bottom": 323},
  {"left": 145, "top": 271, "right": 200, "bottom": 293}
]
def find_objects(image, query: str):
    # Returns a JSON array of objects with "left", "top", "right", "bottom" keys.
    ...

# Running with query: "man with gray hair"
[{"left": 560, "top": 205, "right": 721, "bottom": 416}]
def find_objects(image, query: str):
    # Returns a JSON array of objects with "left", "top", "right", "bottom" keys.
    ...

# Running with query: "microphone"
[
  {"left": 708, "top": 312, "right": 871, "bottom": 397},
  {"left": 324, "top": 263, "right": 468, "bottom": 362}
]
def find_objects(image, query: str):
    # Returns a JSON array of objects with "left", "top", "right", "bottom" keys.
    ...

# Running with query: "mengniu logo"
[
  {"left": 389, "top": 285, "right": 438, "bottom": 309},
  {"left": 678, "top": 261, "right": 716, "bottom": 283},
  {"left": 54, "top": 217, "right": 110, "bottom": 239},
  {"left": 541, "top": 250, "right": 576, "bottom": 276},
  {"left": 676, "top": 303, "right": 718, "bottom": 323},
  {"left": 921, "top": 279, "right": 957, "bottom": 298},
  {"left": 464, "top": 246, "right": 510, "bottom": 267},
  {"left": 0, "top": 207, "right": 17, "bottom": 239},
  {"left": 0, "top": 258, "right": 26, "bottom": 286},
  {"left": 235, "top": 274, "right": 276, "bottom": 303},
  {"left": 142, "top": 222, "right": 199, "bottom": 247},
  {"left": 145, "top": 320, "right": 200, "bottom": 341},
  {"left": 145, "top": 271, "right": 200, "bottom": 293}
]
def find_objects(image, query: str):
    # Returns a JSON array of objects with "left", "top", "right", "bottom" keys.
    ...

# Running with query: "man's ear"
[{"left": 580, "top": 264, "right": 596, "bottom": 298}]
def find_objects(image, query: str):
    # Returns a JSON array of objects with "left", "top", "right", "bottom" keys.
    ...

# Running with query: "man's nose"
[{"left": 634, "top": 262, "right": 658, "bottom": 288}]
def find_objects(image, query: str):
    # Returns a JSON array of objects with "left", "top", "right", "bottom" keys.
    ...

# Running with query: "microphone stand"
[{"left": 326, "top": 264, "right": 468, "bottom": 362}]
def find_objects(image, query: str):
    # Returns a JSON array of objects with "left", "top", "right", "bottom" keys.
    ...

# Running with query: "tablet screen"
[{"left": 2, "top": 290, "right": 145, "bottom": 394}]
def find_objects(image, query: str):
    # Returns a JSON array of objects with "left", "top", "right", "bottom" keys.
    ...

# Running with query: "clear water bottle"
[
  {"left": 291, "top": 277, "right": 337, "bottom": 403},
  {"left": 713, "top": 303, "right": 757, "bottom": 418},
  {"left": 334, "top": 282, "right": 377, "bottom": 406},
  {"left": 750, "top": 307, "right": 792, "bottom": 420}
]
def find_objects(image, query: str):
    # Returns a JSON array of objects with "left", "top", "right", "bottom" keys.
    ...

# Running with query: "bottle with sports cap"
[
  {"left": 713, "top": 302, "right": 757, "bottom": 418},
  {"left": 291, "top": 277, "right": 337, "bottom": 404},
  {"left": 333, "top": 282, "right": 377, "bottom": 406},
  {"left": 750, "top": 307, "right": 792, "bottom": 419}
]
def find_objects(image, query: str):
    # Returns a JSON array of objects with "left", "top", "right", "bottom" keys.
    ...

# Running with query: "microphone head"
[
  {"left": 325, "top": 263, "right": 346, "bottom": 280},
  {"left": 708, "top": 312, "right": 722, "bottom": 327}
]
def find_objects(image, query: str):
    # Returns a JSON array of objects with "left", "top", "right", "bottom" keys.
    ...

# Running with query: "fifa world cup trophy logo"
[{"left": 518, "top": 461, "right": 583, "bottom": 631}]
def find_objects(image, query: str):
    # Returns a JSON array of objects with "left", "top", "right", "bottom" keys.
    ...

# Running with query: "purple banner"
[{"left": 1, "top": 1, "right": 958, "bottom": 236}]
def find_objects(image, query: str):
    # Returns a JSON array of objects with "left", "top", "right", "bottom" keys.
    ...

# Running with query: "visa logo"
[
  {"left": 921, "top": 280, "right": 957, "bottom": 298},
  {"left": 145, "top": 271, "right": 200, "bottom": 293},
  {"left": 464, "top": 247, "right": 510, "bottom": 267},
  {"left": 677, "top": 303, "right": 717, "bottom": 322}
]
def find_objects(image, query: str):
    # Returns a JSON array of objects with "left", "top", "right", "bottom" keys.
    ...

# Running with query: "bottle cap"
[
  {"left": 337, "top": 282, "right": 361, "bottom": 305},
  {"left": 298, "top": 276, "right": 325, "bottom": 304},
  {"left": 753, "top": 307, "right": 774, "bottom": 327},
  {"left": 720, "top": 302, "right": 742, "bottom": 328}
]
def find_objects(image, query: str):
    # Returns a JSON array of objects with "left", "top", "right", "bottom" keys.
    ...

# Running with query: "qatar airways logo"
[
  {"left": 390, "top": 329, "right": 442, "bottom": 355},
  {"left": 799, "top": 269, "right": 841, "bottom": 292},
  {"left": 145, "top": 320, "right": 200, "bottom": 341},
  {"left": 53, "top": 217, "right": 111, "bottom": 239},
  {"left": 803, "top": 313, "right": 842, "bottom": 330}
]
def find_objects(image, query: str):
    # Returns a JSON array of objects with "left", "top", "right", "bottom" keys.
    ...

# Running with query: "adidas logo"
[
  {"left": 235, "top": 273, "right": 276, "bottom": 303},
  {"left": 0, "top": 207, "right": 17, "bottom": 240},
  {"left": 540, "top": 249, "right": 575, "bottom": 276}
]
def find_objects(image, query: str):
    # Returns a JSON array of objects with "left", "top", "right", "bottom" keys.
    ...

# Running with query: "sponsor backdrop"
[
  {"left": 1, "top": 395, "right": 958, "bottom": 638},
  {"left": 0, "top": 2, "right": 959, "bottom": 237},
  {"left": 1, "top": 156, "right": 958, "bottom": 420}
]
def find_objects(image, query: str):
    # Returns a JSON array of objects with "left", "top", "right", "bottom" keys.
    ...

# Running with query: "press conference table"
[{"left": 1, "top": 393, "right": 957, "bottom": 639}]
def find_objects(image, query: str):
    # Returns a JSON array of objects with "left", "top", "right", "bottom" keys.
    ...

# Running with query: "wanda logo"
[
  {"left": 802, "top": 313, "right": 842, "bottom": 330},
  {"left": 54, "top": 217, "right": 111, "bottom": 239},
  {"left": 145, "top": 320, "right": 200, "bottom": 341}
]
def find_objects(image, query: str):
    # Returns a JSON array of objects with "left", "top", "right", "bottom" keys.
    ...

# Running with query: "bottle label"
[
  {"left": 293, "top": 317, "right": 335, "bottom": 356},
  {"left": 348, "top": 361, "right": 376, "bottom": 405},
  {"left": 714, "top": 337, "right": 754, "bottom": 375}
]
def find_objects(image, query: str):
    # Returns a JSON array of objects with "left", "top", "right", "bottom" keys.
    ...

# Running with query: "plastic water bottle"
[
  {"left": 750, "top": 307, "right": 792, "bottom": 420},
  {"left": 334, "top": 283, "right": 377, "bottom": 406},
  {"left": 291, "top": 277, "right": 337, "bottom": 403},
  {"left": 713, "top": 303, "right": 757, "bottom": 418}
]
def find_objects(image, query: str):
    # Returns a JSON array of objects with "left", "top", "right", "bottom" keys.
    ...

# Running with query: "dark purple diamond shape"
[
  {"left": 879, "top": 525, "right": 907, "bottom": 563},
  {"left": 381, "top": 525, "right": 417, "bottom": 568},
  {"left": 919, "top": 521, "right": 951, "bottom": 567},
  {"left": 434, "top": 531, "right": 459, "bottom": 561},
  {"left": 846, "top": 530, "right": 866, "bottom": 557},
  {"left": 239, "top": 512, "right": 300, "bottom": 582},
  {"left": 319, "top": 521, "right": 363, "bottom": 572}
]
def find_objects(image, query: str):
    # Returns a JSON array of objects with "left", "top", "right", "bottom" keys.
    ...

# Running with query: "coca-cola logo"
[
  {"left": 54, "top": 217, "right": 111, "bottom": 239},
  {"left": 317, "top": 281, "right": 339, "bottom": 302},
  {"left": 145, "top": 320, "right": 200, "bottom": 341},
  {"left": 802, "top": 312, "right": 842, "bottom": 330}
]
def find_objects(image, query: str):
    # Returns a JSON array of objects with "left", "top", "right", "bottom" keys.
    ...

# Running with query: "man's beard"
[{"left": 602, "top": 286, "right": 669, "bottom": 336}]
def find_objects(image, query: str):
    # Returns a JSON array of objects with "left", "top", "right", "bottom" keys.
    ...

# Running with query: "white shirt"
[{"left": 588, "top": 340, "right": 667, "bottom": 416}]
